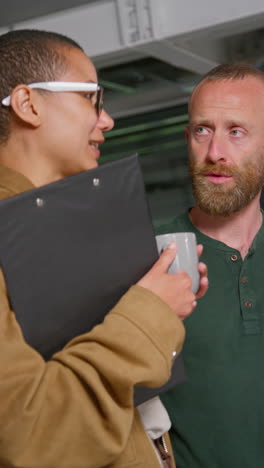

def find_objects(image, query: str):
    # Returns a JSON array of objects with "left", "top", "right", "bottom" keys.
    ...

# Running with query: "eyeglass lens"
[{"left": 96, "top": 87, "right": 104, "bottom": 116}]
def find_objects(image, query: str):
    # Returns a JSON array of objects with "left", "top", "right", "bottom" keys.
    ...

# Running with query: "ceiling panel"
[{"left": 0, "top": 0, "right": 97, "bottom": 27}]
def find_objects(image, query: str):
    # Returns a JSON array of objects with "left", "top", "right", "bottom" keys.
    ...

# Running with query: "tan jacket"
[{"left": 0, "top": 165, "right": 184, "bottom": 468}]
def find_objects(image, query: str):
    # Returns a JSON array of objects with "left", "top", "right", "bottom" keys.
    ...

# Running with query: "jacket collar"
[{"left": 0, "top": 164, "right": 35, "bottom": 199}]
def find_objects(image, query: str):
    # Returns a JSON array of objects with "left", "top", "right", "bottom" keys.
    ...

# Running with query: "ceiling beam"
[
  {"left": 136, "top": 40, "right": 219, "bottom": 75},
  {"left": 8, "top": 0, "right": 264, "bottom": 67}
]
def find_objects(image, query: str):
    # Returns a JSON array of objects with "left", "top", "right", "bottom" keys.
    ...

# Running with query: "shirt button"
[
  {"left": 231, "top": 254, "right": 238, "bottom": 261},
  {"left": 172, "top": 351, "right": 177, "bottom": 361},
  {"left": 241, "top": 277, "right": 248, "bottom": 284},
  {"left": 245, "top": 301, "right": 252, "bottom": 308}
]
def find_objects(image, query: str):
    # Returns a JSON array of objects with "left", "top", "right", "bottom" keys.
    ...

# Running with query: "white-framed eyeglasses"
[{"left": 1, "top": 81, "right": 104, "bottom": 116}]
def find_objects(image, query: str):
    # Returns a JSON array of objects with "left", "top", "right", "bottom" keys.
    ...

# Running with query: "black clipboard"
[{"left": 0, "top": 154, "right": 185, "bottom": 405}]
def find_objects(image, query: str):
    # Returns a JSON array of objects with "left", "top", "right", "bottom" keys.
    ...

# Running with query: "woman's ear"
[{"left": 8, "top": 85, "right": 42, "bottom": 128}]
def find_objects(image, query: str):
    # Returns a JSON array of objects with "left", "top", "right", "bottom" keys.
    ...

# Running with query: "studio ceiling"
[
  {"left": 1, "top": 0, "right": 264, "bottom": 118},
  {"left": 0, "top": 0, "right": 97, "bottom": 27}
]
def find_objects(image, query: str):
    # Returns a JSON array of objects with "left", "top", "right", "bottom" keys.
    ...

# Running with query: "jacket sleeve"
[{"left": 0, "top": 269, "right": 185, "bottom": 468}]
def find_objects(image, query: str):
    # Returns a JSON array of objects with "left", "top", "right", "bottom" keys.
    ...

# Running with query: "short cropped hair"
[
  {"left": 0, "top": 29, "right": 83, "bottom": 144},
  {"left": 199, "top": 62, "right": 264, "bottom": 83},
  {"left": 189, "top": 62, "right": 264, "bottom": 110}
]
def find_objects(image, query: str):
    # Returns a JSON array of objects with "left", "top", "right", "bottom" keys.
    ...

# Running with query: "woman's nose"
[{"left": 97, "top": 109, "right": 114, "bottom": 132}]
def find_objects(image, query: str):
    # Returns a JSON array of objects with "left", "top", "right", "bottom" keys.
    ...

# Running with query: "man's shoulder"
[{"left": 155, "top": 211, "right": 191, "bottom": 235}]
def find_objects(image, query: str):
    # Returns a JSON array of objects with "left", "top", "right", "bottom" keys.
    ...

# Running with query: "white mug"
[{"left": 156, "top": 232, "right": 199, "bottom": 294}]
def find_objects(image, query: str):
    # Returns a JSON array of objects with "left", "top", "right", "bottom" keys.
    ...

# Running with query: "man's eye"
[
  {"left": 230, "top": 129, "right": 243, "bottom": 136},
  {"left": 195, "top": 127, "right": 208, "bottom": 135}
]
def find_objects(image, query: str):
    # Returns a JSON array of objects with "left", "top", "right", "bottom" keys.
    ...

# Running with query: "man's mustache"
[{"left": 191, "top": 163, "right": 238, "bottom": 177}]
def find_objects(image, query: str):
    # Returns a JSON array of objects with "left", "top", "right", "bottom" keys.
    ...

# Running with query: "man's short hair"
[
  {"left": 189, "top": 62, "right": 264, "bottom": 110},
  {"left": 200, "top": 62, "right": 264, "bottom": 83},
  {"left": 0, "top": 29, "right": 83, "bottom": 144}
]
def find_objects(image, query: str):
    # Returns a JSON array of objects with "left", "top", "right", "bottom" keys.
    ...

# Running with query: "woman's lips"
[{"left": 89, "top": 142, "right": 101, "bottom": 159}]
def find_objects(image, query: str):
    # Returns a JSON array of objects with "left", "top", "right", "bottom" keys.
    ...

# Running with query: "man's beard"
[{"left": 189, "top": 152, "right": 264, "bottom": 217}]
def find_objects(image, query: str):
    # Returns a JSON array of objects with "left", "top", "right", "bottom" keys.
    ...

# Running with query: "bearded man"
[{"left": 159, "top": 63, "right": 264, "bottom": 468}]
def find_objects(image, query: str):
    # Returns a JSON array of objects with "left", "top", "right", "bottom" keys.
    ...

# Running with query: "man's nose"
[
  {"left": 97, "top": 109, "right": 114, "bottom": 132},
  {"left": 206, "top": 133, "right": 227, "bottom": 163}
]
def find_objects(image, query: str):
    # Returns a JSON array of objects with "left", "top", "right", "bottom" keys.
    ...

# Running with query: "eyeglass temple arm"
[{"left": 2, "top": 82, "right": 100, "bottom": 106}]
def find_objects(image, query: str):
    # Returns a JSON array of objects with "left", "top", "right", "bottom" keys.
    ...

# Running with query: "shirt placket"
[{"left": 238, "top": 249, "right": 260, "bottom": 335}]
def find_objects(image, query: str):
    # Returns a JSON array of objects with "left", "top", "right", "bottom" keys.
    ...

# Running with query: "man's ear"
[
  {"left": 185, "top": 125, "right": 190, "bottom": 142},
  {"left": 9, "top": 85, "right": 42, "bottom": 128}
]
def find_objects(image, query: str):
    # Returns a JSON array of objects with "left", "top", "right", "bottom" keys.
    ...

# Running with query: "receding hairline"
[{"left": 189, "top": 63, "right": 264, "bottom": 112}]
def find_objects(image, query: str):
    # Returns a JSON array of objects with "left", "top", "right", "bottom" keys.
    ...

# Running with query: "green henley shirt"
[{"left": 158, "top": 210, "right": 264, "bottom": 468}]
